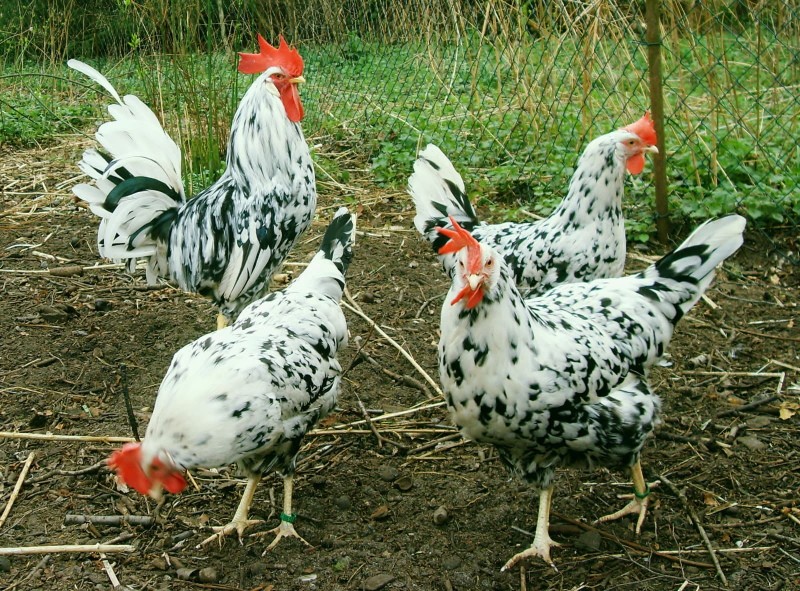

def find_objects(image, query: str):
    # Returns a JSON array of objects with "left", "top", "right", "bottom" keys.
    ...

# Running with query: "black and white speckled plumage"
[
  {"left": 438, "top": 216, "right": 745, "bottom": 489},
  {"left": 410, "top": 129, "right": 650, "bottom": 294},
  {"left": 69, "top": 59, "right": 315, "bottom": 321},
  {"left": 139, "top": 207, "right": 353, "bottom": 484}
]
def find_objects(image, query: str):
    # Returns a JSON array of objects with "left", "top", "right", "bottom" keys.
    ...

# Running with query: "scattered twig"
[
  {"left": 657, "top": 472, "right": 728, "bottom": 586},
  {"left": 724, "top": 325, "right": 800, "bottom": 343},
  {"left": 357, "top": 347, "right": 433, "bottom": 399},
  {"left": 120, "top": 364, "right": 140, "bottom": 441},
  {"left": 715, "top": 394, "right": 780, "bottom": 418},
  {"left": 766, "top": 532, "right": 800, "bottom": 549},
  {"left": 342, "top": 291, "right": 444, "bottom": 399},
  {"left": 0, "top": 544, "right": 135, "bottom": 555},
  {"left": 550, "top": 513, "right": 714, "bottom": 569},
  {"left": 65, "top": 514, "right": 155, "bottom": 526},
  {"left": 0, "top": 431, "right": 135, "bottom": 443},
  {"left": 5, "top": 554, "right": 50, "bottom": 591},
  {"left": 29, "top": 459, "right": 106, "bottom": 483},
  {"left": 99, "top": 553, "right": 123, "bottom": 589},
  {"left": 0, "top": 451, "right": 35, "bottom": 529}
]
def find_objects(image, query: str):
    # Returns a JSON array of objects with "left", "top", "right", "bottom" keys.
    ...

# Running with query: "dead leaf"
[
  {"left": 778, "top": 400, "right": 799, "bottom": 420},
  {"left": 703, "top": 491, "right": 719, "bottom": 506}
]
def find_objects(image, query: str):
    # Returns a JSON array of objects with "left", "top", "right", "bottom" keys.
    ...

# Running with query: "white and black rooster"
[
  {"left": 70, "top": 35, "right": 315, "bottom": 328},
  {"left": 108, "top": 208, "right": 354, "bottom": 551},
  {"left": 410, "top": 113, "right": 657, "bottom": 293},
  {"left": 435, "top": 214, "right": 745, "bottom": 570}
]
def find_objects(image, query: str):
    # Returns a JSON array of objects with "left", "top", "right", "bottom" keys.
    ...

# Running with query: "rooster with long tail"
[{"left": 70, "top": 35, "right": 315, "bottom": 328}]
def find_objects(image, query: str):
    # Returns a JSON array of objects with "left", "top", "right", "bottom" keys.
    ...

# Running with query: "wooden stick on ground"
[
  {"left": 0, "top": 544, "right": 135, "bottom": 556},
  {"left": 342, "top": 291, "right": 444, "bottom": 399},
  {"left": 658, "top": 472, "right": 728, "bottom": 586},
  {"left": 0, "top": 451, "right": 35, "bottom": 529},
  {"left": 65, "top": 514, "right": 155, "bottom": 526}
]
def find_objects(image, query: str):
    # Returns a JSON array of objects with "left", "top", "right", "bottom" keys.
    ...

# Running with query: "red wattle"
[
  {"left": 281, "top": 84, "right": 304, "bottom": 122},
  {"left": 626, "top": 153, "right": 645, "bottom": 175}
]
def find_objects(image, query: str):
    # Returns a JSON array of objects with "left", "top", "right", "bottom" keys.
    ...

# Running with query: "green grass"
[{"left": 1, "top": 28, "right": 798, "bottom": 240}]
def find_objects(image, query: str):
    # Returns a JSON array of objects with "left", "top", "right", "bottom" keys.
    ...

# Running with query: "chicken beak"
[
  {"left": 148, "top": 481, "right": 164, "bottom": 502},
  {"left": 289, "top": 75, "right": 306, "bottom": 85},
  {"left": 644, "top": 145, "right": 659, "bottom": 154},
  {"left": 467, "top": 274, "right": 482, "bottom": 291}
]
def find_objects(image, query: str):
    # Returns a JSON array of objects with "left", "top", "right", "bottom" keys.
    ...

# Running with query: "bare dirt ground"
[{"left": 1, "top": 138, "right": 799, "bottom": 591}]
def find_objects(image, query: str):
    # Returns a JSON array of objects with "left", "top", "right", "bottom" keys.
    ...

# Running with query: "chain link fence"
[
  {"left": 299, "top": 0, "right": 799, "bottom": 238},
  {"left": 2, "top": 0, "right": 798, "bottom": 240}
]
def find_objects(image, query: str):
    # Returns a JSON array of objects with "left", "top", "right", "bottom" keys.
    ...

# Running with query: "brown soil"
[{"left": 1, "top": 139, "right": 798, "bottom": 591}]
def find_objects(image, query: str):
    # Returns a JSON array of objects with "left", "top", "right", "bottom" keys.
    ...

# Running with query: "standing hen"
[
  {"left": 108, "top": 208, "right": 354, "bottom": 550},
  {"left": 70, "top": 35, "right": 315, "bottom": 328},
  {"left": 410, "top": 114, "right": 657, "bottom": 293},
  {"left": 435, "top": 214, "right": 744, "bottom": 569}
]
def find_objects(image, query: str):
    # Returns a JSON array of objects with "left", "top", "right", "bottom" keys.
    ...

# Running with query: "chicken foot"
[
  {"left": 198, "top": 474, "right": 263, "bottom": 547},
  {"left": 501, "top": 485, "right": 560, "bottom": 571},
  {"left": 252, "top": 474, "right": 312, "bottom": 553},
  {"left": 595, "top": 460, "right": 659, "bottom": 534}
]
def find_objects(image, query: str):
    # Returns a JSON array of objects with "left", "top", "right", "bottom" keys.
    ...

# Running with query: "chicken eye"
[{"left": 485, "top": 258, "right": 494, "bottom": 267}]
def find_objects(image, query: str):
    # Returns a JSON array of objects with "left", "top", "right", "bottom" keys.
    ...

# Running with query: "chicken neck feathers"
[{"left": 410, "top": 132, "right": 634, "bottom": 294}]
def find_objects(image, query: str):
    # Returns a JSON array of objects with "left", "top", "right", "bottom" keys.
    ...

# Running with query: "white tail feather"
[{"left": 409, "top": 144, "right": 477, "bottom": 241}]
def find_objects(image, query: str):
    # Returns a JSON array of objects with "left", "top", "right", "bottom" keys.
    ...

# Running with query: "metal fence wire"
[{"left": 294, "top": 0, "right": 799, "bottom": 237}]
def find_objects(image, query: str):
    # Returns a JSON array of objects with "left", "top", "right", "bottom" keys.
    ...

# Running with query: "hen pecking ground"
[{"left": 0, "top": 138, "right": 798, "bottom": 591}]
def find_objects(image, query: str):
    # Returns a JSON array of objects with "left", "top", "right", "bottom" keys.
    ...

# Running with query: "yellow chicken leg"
[
  {"left": 253, "top": 474, "right": 312, "bottom": 554},
  {"left": 595, "top": 460, "right": 659, "bottom": 534},
  {"left": 198, "top": 474, "right": 263, "bottom": 547},
  {"left": 502, "top": 485, "right": 560, "bottom": 571}
]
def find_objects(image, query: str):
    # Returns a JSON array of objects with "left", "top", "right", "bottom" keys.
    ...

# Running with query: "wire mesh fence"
[{"left": 1, "top": 0, "right": 798, "bottom": 240}]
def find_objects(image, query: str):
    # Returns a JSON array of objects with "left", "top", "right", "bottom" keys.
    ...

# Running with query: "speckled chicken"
[
  {"left": 435, "top": 214, "right": 745, "bottom": 569},
  {"left": 70, "top": 35, "right": 315, "bottom": 328},
  {"left": 108, "top": 208, "right": 354, "bottom": 551},
  {"left": 410, "top": 114, "right": 657, "bottom": 293}
]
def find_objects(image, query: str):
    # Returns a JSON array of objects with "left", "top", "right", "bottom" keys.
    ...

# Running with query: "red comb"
[
  {"left": 436, "top": 217, "right": 480, "bottom": 255},
  {"left": 238, "top": 34, "right": 304, "bottom": 77},
  {"left": 436, "top": 217, "right": 483, "bottom": 276},
  {"left": 108, "top": 442, "right": 152, "bottom": 495},
  {"left": 623, "top": 111, "right": 657, "bottom": 146}
]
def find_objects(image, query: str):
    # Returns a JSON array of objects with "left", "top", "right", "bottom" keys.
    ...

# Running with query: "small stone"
[
  {"left": 38, "top": 305, "right": 70, "bottom": 323},
  {"left": 361, "top": 292, "right": 376, "bottom": 304},
  {"left": 442, "top": 555, "right": 462, "bottom": 570},
  {"left": 393, "top": 475, "right": 413, "bottom": 491},
  {"left": 378, "top": 465, "right": 399, "bottom": 482},
  {"left": 738, "top": 435, "right": 767, "bottom": 451},
  {"left": 362, "top": 573, "right": 395, "bottom": 590},
  {"left": 309, "top": 475, "right": 327, "bottom": 487},
  {"left": 0, "top": 556, "right": 10, "bottom": 572},
  {"left": 370, "top": 505, "right": 390, "bottom": 520},
  {"left": 334, "top": 495, "right": 352, "bottom": 510},
  {"left": 150, "top": 556, "right": 169, "bottom": 570},
  {"left": 746, "top": 416, "right": 771, "bottom": 429},
  {"left": 70, "top": 237, "right": 82, "bottom": 248},
  {"left": 197, "top": 567, "right": 219, "bottom": 583},
  {"left": 433, "top": 506, "right": 449, "bottom": 525},
  {"left": 176, "top": 568, "right": 197, "bottom": 581},
  {"left": 93, "top": 298, "right": 112, "bottom": 312},
  {"left": 245, "top": 561, "right": 267, "bottom": 577},
  {"left": 576, "top": 530, "right": 603, "bottom": 552}
]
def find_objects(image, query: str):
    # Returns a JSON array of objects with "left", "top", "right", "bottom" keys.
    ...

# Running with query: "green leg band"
[{"left": 280, "top": 512, "right": 297, "bottom": 524}]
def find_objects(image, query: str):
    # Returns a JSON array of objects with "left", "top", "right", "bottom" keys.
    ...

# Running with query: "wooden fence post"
[{"left": 646, "top": 0, "right": 669, "bottom": 242}]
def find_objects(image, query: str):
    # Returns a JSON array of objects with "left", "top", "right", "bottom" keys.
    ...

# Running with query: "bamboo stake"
[
  {"left": 0, "top": 544, "right": 135, "bottom": 556},
  {"left": 646, "top": 0, "right": 669, "bottom": 242},
  {"left": 0, "top": 451, "right": 35, "bottom": 529}
]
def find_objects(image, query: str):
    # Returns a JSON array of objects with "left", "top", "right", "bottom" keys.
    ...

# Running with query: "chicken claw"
[
  {"left": 596, "top": 461, "right": 659, "bottom": 534},
  {"left": 252, "top": 513, "right": 312, "bottom": 554},
  {"left": 198, "top": 517, "right": 264, "bottom": 547}
]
